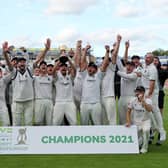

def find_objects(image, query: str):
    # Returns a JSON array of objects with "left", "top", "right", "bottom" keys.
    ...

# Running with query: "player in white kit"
[
  {"left": 79, "top": 45, "right": 109, "bottom": 125},
  {"left": 0, "top": 67, "right": 13, "bottom": 126},
  {"left": 52, "top": 56, "right": 77, "bottom": 125},
  {"left": 34, "top": 61, "right": 54, "bottom": 125},
  {"left": 73, "top": 40, "right": 83, "bottom": 113},
  {"left": 5, "top": 57, "right": 18, "bottom": 126},
  {"left": 101, "top": 34, "right": 121, "bottom": 125},
  {"left": 140, "top": 53, "right": 166, "bottom": 144},
  {"left": 126, "top": 86, "right": 153, "bottom": 154},
  {"left": 117, "top": 61, "right": 138, "bottom": 125},
  {"left": 2, "top": 39, "right": 50, "bottom": 126},
  {"left": 33, "top": 39, "right": 53, "bottom": 125}
]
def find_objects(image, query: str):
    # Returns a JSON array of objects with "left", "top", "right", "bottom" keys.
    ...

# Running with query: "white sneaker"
[
  {"left": 140, "top": 148, "right": 147, "bottom": 154},
  {"left": 160, "top": 131, "right": 166, "bottom": 142}
]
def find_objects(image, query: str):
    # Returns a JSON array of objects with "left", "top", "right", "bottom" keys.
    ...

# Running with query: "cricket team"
[{"left": 0, "top": 35, "right": 167, "bottom": 154}]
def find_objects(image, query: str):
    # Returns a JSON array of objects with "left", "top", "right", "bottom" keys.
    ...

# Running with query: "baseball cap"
[
  {"left": 11, "top": 57, "right": 18, "bottom": 62},
  {"left": 135, "top": 86, "right": 145, "bottom": 92},
  {"left": 17, "top": 57, "right": 26, "bottom": 62},
  {"left": 88, "top": 62, "right": 98, "bottom": 69}
]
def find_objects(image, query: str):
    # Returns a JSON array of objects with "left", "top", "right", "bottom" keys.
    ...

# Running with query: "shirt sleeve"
[
  {"left": 149, "top": 67, "right": 157, "bottom": 81},
  {"left": 145, "top": 98, "right": 152, "bottom": 105},
  {"left": 117, "top": 71, "right": 137, "bottom": 80},
  {"left": 128, "top": 98, "right": 134, "bottom": 109},
  {"left": 3, "top": 68, "right": 16, "bottom": 84}
]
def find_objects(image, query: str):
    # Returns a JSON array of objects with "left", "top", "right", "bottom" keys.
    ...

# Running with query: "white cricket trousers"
[
  {"left": 101, "top": 97, "right": 116, "bottom": 125},
  {"left": 12, "top": 100, "right": 34, "bottom": 126},
  {"left": 145, "top": 90, "right": 166, "bottom": 135},
  {"left": 80, "top": 102, "right": 102, "bottom": 125},
  {"left": 34, "top": 99, "right": 53, "bottom": 125},
  {"left": 135, "top": 119, "right": 151, "bottom": 152},
  {"left": 0, "top": 104, "right": 10, "bottom": 126},
  {"left": 118, "top": 96, "right": 134, "bottom": 125},
  {"left": 53, "top": 102, "right": 77, "bottom": 125}
]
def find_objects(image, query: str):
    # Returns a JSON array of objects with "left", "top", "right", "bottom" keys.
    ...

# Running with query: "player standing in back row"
[
  {"left": 79, "top": 44, "right": 109, "bottom": 125},
  {"left": 140, "top": 53, "right": 166, "bottom": 144},
  {"left": 2, "top": 39, "right": 50, "bottom": 126},
  {"left": 101, "top": 34, "right": 121, "bottom": 125}
]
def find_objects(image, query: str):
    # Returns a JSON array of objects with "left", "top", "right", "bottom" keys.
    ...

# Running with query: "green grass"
[{"left": 0, "top": 96, "right": 168, "bottom": 168}]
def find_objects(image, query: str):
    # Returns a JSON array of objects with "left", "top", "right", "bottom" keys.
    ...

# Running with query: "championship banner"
[{"left": 0, "top": 126, "right": 139, "bottom": 154}]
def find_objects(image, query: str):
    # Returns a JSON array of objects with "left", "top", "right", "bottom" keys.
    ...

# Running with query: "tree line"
[{"left": 152, "top": 49, "right": 168, "bottom": 56}]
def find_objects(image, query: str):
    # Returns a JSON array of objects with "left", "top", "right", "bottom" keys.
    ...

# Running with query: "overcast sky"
[{"left": 0, "top": 0, "right": 168, "bottom": 57}]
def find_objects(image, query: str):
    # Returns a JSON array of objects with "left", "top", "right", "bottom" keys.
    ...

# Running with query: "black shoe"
[{"left": 148, "top": 139, "right": 153, "bottom": 144}]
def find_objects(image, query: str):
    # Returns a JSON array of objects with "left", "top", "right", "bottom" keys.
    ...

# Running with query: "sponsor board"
[{"left": 0, "top": 126, "right": 139, "bottom": 154}]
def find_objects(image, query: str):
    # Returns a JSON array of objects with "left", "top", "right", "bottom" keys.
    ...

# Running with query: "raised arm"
[
  {"left": 123, "top": 40, "right": 129, "bottom": 64},
  {"left": 52, "top": 60, "right": 60, "bottom": 77},
  {"left": 33, "top": 38, "right": 51, "bottom": 67},
  {"left": 68, "top": 56, "right": 76, "bottom": 78},
  {"left": 111, "top": 34, "right": 122, "bottom": 64},
  {"left": 74, "top": 40, "right": 82, "bottom": 67},
  {"left": 80, "top": 45, "right": 91, "bottom": 71},
  {"left": 100, "top": 45, "right": 110, "bottom": 72},
  {"left": 103, "top": 45, "right": 110, "bottom": 62},
  {"left": 86, "top": 44, "right": 92, "bottom": 63},
  {"left": 117, "top": 71, "right": 138, "bottom": 80},
  {"left": 2, "top": 42, "right": 13, "bottom": 71}
]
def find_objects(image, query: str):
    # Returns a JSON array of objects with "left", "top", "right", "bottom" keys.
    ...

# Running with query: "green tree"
[{"left": 152, "top": 48, "right": 168, "bottom": 56}]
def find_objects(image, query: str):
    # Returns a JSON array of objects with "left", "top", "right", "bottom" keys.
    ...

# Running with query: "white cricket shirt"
[
  {"left": 80, "top": 70, "right": 104, "bottom": 104},
  {"left": 128, "top": 97, "right": 152, "bottom": 123},
  {"left": 141, "top": 63, "right": 159, "bottom": 94},
  {"left": 101, "top": 63, "right": 116, "bottom": 97},
  {"left": 117, "top": 71, "right": 137, "bottom": 96},
  {"left": 54, "top": 71, "right": 74, "bottom": 102},
  {"left": 12, "top": 68, "right": 34, "bottom": 102},
  {"left": 34, "top": 75, "right": 53, "bottom": 100}
]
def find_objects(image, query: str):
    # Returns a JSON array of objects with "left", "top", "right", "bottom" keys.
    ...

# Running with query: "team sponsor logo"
[{"left": 17, "top": 128, "right": 27, "bottom": 145}]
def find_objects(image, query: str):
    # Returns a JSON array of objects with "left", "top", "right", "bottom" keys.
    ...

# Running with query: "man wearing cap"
[
  {"left": 52, "top": 56, "right": 77, "bottom": 125},
  {"left": 34, "top": 60, "right": 54, "bottom": 126},
  {"left": 126, "top": 86, "right": 152, "bottom": 154},
  {"left": 117, "top": 61, "right": 138, "bottom": 125},
  {"left": 47, "top": 64, "right": 54, "bottom": 76},
  {"left": 79, "top": 45, "right": 109, "bottom": 125},
  {"left": 140, "top": 52, "right": 166, "bottom": 144},
  {"left": 2, "top": 39, "right": 51, "bottom": 126}
]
